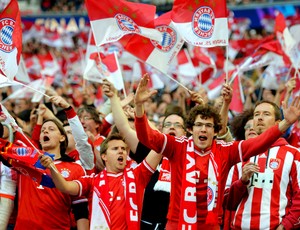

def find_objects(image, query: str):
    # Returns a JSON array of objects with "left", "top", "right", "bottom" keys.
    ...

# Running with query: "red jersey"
[
  {"left": 15, "top": 161, "right": 86, "bottom": 230},
  {"left": 232, "top": 139, "right": 300, "bottom": 230},
  {"left": 135, "top": 114, "right": 284, "bottom": 227},
  {"left": 75, "top": 160, "right": 155, "bottom": 230}
]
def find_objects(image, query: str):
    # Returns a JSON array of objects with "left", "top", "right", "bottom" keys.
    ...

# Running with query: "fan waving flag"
[
  {"left": 171, "top": 0, "right": 228, "bottom": 47},
  {"left": 123, "top": 12, "right": 185, "bottom": 74},
  {"left": 85, "top": 0, "right": 162, "bottom": 46},
  {"left": 0, "top": 0, "right": 22, "bottom": 80}
]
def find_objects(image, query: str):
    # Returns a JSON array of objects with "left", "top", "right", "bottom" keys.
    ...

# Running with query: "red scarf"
[
  {"left": 91, "top": 168, "right": 139, "bottom": 229},
  {"left": 178, "top": 137, "right": 219, "bottom": 229}
]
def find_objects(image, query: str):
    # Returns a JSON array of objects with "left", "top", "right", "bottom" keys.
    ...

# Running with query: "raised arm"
[
  {"left": 218, "top": 83, "right": 233, "bottom": 138},
  {"left": 40, "top": 155, "right": 79, "bottom": 196},
  {"left": 50, "top": 96, "right": 94, "bottom": 170},
  {"left": 102, "top": 79, "right": 139, "bottom": 153}
]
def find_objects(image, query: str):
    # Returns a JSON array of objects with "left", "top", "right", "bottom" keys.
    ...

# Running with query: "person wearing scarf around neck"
[
  {"left": 40, "top": 132, "right": 162, "bottom": 230},
  {"left": 133, "top": 73, "right": 300, "bottom": 230}
]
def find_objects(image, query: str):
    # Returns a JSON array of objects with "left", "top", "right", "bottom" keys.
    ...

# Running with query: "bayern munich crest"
[
  {"left": 192, "top": 7, "right": 215, "bottom": 39},
  {"left": 150, "top": 25, "right": 177, "bottom": 52},
  {"left": 0, "top": 18, "right": 15, "bottom": 53},
  {"left": 115, "top": 13, "right": 141, "bottom": 33},
  {"left": 207, "top": 186, "right": 214, "bottom": 205},
  {"left": 269, "top": 158, "right": 281, "bottom": 170}
]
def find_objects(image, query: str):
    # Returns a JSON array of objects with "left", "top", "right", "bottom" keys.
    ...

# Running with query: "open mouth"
[
  {"left": 118, "top": 156, "right": 124, "bottom": 162},
  {"left": 43, "top": 136, "right": 50, "bottom": 142},
  {"left": 168, "top": 131, "right": 176, "bottom": 136},
  {"left": 199, "top": 136, "right": 207, "bottom": 141}
]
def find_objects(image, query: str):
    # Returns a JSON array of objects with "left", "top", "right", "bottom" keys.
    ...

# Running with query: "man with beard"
[{"left": 227, "top": 101, "right": 300, "bottom": 230}]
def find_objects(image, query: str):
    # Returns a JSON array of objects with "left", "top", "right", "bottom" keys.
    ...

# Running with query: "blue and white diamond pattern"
[
  {"left": 120, "top": 19, "right": 135, "bottom": 31},
  {"left": 161, "top": 32, "right": 172, "bottom": 47},
  {"left": 198, "top": 13, "right": 212, "bottom": 32},
  {"left": 1, "top": 25, "right": 13, "bottom": 45}
]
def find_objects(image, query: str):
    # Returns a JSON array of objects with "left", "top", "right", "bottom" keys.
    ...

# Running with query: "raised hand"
[
  {"left": 282, "top": 96, "right": 300, "bottom": 125},
  {"left": 221, "top": 83, "right": 233, "bottom": 105},
  {"left": 134, "top": 73, "right": 157, "bottom": 105},
  {"left": 188, "top": 90, "right": 204, "bottom": 105},
  {"left": 50, "top": 96, "right": 70, "bottom": 109},
  {"left": 102, "top": 79, "right": 117, "bottom": 98}
]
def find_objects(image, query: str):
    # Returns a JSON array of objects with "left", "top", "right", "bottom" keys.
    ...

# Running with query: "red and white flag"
[
  {"left": 177, "top": 49, "right": 198, "bottom": 85},
  {"left": 123, "top": 12, "right": 185, "bottom": 74},
  {"left": 84, "top": 52, "right": 125, "bottom": 91},
  {"left": 85, "top": 0, "right": 162, "bottom": 46},
  {"left": 171, "top": 0, "right": 228, "bottom": 47},
  {"left": 0, "top": 0, "right": 22, "bottom": 80},
  {"left": 275, "top": 11, "right": 296, "bottom": 53}
]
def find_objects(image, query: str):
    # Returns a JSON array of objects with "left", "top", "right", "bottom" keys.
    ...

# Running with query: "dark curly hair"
[
  {"left": 230, "top": 109, "right": 254, "bottom": 141},
  {"left": 185, "top": 105, "right": 222, "bottom": 133}
]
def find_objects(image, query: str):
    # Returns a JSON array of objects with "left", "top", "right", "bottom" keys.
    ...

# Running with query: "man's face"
[
  {"left": 162, "top": 114, "right": 185, "bottom": 137},
  {"left": 253, "top": 103, "right": 277, "bottom": 135},
  {"left": 101, "top": 139, "right": 128, "bottom": 173},
  {"left": 192, "top": 115, "right": 216, "bottom": 150},
  {"left": 78, "top": 110, "right": 100, "bottom": 136}
]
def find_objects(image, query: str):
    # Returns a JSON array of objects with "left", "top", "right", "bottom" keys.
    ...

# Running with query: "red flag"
[
  {"left": 85, "top": 0, "right": 162, "bottom": 46},
  {"left": 0, "top": 138, "right": 55, "bottom": 188},
  {"left": 171, "top": 0, "right": 228, "bottom": 47},
  {"left": 229, "top": 75, "right": 244, "bottom": 113},
  {"left": 0, "top": 0, "right": 22, "bottom": 80},
  {"left": 123, "top": 12, "right": 185, "bottom": 74}
]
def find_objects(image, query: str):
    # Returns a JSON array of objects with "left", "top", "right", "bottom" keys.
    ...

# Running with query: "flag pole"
[
  {"left": 165, "top": 74, "right": 189, "bottom": 91},
  {"left": 13, "top": 80, "right": 51, "bottom": 99},
  {"left": 225, "top": 45, "right": 229, "bottom": 84}
]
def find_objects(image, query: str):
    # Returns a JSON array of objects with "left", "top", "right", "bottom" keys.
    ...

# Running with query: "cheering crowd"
[{"left": 1, "top": 0, "right": 300, "bottom": 230}]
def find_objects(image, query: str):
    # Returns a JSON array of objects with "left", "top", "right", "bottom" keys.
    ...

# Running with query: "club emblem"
[
  {"left": 115, "top": 14, "right": 140, "bottom": 34},
  {"left": 269, "top": 158, "right": 281, "bottom": 170},
  {"left": 193, "top": 7, "right": 215, "bottom": 39},
  {"left": 0, "top": 18, "right": 16, "bottom": 53},
  {"left": 207, "top": 186, "right": 214, "bottom": 205},
  {"left": 151, "top": 25, "right": 177, "bottom": 52}
]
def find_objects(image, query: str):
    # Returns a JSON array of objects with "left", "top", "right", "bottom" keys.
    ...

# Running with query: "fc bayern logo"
[
  {"left": 61, "top": 169, "right": 71, "bottom": 178},
  {"left": 150, "top": 25, "right": 177, "bottom": 52},
  {"left": 269, "top": 158, "right": 281, "bottom": 170},
  {"left": 0, "top": 18, "right": 15, "bottom": 53},
  {"left": 193, "top": 7, "right": 215, "bottom": 39},
  {"left": 115, "top": 14, "right": 141, "bottom": 33},
  {"left": 207, "top": 186, "right": 214, "bottom": 205}
]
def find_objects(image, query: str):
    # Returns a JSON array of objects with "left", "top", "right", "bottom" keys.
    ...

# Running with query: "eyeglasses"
[
  {"left": 79, "top": 116, "right": 93, "bottom": 121},
  {"left": 193, "top": 122, "right": 214, "bottom": 129},
  {"left": 244, "top": 124, "right": 253, "bottom": 130},
  {"left": 163, "top": 122, "right": 184, "bottom": 129}
]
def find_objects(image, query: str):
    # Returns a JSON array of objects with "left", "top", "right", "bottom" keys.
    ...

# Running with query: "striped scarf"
[{"left": 178, "top": 137, "right": 219, "bottom": 229}]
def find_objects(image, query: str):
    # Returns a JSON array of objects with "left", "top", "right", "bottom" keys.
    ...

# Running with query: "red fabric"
[
  {"left": 77, "top": 161, "right": 154, "bottom": 229},
  {"left": 135, "top": 114, "right": 284, "bottom": 227},
  {"left": 15, "top": 161, "right": 86, "bottom": 229},
  {"left": 86, "top": 0, "right": 156, "bottom": 27},
  {"left": 171, "top": 0, "right": 227, "bottom": 23},
  {"left": 232, "top": 139, "right": 300, "bottom": 229}
]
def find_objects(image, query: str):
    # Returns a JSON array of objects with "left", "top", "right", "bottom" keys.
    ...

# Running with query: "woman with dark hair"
[{"left": 14, "top": 118, "right": 88, "bottom": 230}]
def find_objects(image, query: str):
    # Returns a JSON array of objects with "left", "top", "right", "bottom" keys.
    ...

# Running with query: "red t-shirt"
[{"left": 15, "top": 161, "right": 86, "bottom": 230}]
